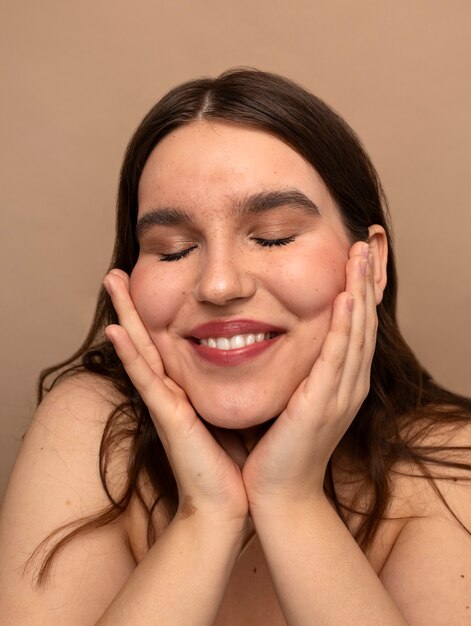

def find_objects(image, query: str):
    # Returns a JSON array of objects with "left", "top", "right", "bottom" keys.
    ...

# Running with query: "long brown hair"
[{"left": 33, "top": 68, "right": 471, "bottom": 584}]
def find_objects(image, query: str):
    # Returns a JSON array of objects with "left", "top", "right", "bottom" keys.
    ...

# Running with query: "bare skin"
[
  {"left": 2, "top": 370, "right": 469, "bottom": 624},
  {"left": 1, "top": 122, "right": 470, "bottom": 624}
]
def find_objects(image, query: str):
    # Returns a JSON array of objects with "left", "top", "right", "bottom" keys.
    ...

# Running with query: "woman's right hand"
[{"left": 102, "top": 269, "right": 249, "bottom": 532}]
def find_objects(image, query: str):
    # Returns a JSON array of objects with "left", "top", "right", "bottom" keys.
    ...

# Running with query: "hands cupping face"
[
  {"left": 103, "top": 237, "right": 382, "bottom": 520},
  {"left": 102, "top": 270, "right": 249, "bottom": 528},
  {"left": 241, "top": 240, "right": 380, "bottom": 511}
]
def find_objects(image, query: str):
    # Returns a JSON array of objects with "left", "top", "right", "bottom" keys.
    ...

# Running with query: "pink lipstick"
[{"left": 187, "top": 319, "right": 285, "bottom": 367}]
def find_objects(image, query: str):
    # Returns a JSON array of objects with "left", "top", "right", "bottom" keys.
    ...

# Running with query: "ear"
[{"left": 367, "top": 225, "right": 388, "bottom": 304}]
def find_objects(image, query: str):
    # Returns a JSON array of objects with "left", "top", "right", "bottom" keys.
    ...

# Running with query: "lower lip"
[{"left": 189, "top": 335, "right": 282, "bottom": 366}]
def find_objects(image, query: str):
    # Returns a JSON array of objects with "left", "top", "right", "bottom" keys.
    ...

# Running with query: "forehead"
[{"left": 137, "top": 120, "right": 334, "bottom": 215}]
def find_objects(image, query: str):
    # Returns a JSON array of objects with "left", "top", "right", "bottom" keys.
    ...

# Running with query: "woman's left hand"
[{"left": 242, "top": 240, "right": 377, "bottom": 512}]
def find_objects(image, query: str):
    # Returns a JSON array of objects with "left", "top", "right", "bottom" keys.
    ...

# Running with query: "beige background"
[{"left": 1, "top": 0, "right": 470, "bottom": 502}]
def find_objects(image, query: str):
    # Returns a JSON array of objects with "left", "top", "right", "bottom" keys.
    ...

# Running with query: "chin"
[{"left": 188, "top": 391, "right": 287, "bottom": 430}]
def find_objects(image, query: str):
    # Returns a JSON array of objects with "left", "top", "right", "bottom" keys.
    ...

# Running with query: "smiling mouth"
[{"left": 195, "top": 331, "right": 279, "bottom": 350}]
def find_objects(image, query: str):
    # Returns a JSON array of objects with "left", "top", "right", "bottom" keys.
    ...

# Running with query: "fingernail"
[
  {"left": 361, "top": 258, "right": 367, "bottom": 275},
  {"left": 362, "top": 243, "right": 369, "bottom": 258},
  {"left": 347, "top": 296, "right": 354, "bottom": 312}
]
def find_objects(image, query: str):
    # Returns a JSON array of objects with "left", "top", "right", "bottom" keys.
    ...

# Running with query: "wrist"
[
  {"left": 173, "top": 501, "right": 249, "bottom": 549},
  {"left": 248, "top": 490, "right": 331, "bottom": 525},
  {"left": 243, "top": 457, "right": 329, "bottom": 519}
]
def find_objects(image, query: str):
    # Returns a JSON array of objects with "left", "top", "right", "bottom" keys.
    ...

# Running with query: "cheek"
[
  {"left": 129, "top": 262, "right": 184, "bottom": 333},
  {"left": 272, "top": 245, "right": 347, "bottom": 317}
]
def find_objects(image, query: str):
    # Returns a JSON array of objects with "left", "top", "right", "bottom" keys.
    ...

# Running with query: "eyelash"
[
  {"left": 252, "top": 236, "right": 295, "bottom": 248},
  {"left": 159, "top": 246, "right": 198, "bottom": 262},
  {"left": 158, "top": 237, "right": 295, "bottom": 262}
]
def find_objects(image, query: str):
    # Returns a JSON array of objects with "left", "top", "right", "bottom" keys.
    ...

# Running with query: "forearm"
[
  {"left": 252, "top": 497, "right": 408, "bottom": 626},
  {"left": 96, "top": 513, "right": 244, "bottom": 626}
]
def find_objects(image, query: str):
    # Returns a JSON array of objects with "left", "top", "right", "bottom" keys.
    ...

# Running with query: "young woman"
[{"left": 1, "top": 69, "right": 470, "bottom": 625}]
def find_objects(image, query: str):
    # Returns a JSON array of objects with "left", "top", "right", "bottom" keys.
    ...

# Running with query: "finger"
[
  {"left": 104, "top": 324, "right": 177, "bottom": 441},
  {"left": 303, "top": 290, "right": 353, "bottom": 402},
  {"left": 103, "top": 270, "right": 165, "bottom": 376},
  {"left": 105, "top": 323, "right": 173, "bottom": 413},
  {"left": 348, "top": 240, "right": 370, "bottom": 261},
  {"left": 303, "top": 242, "right": 367, "bottom": 405},
  {"left": 338, "top": 243, "right": 372, "bottom": 403},
  {"left": 359, "top": 251, "right": 378, "bottom": 378}
]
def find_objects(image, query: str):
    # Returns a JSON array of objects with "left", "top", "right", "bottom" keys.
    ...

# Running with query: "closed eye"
[
  {"left": 253, "top": 236, "right": 295, "bottom": 247},
  {"left": 158, "top": 236, "right": 295, "bottom": 261},
  {"left": 159, "top": 245, "right": 198, "bottom": 262}
]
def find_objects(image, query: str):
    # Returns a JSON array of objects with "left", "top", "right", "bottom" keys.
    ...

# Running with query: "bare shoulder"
[
  {"left": 12, "top": 372, "right": 128, "bottom": 511},
  {"left": 388, "top": 415, "right": 471, "bottom": 516},
  {"left": 0, "top": 373, "right": 138, "bottom": 624},
  {"left": 380, "top": 417, "right": 471, "bottom": 624}
]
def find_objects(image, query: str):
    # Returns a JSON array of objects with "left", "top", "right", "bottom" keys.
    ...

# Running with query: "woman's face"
[{"left": 130, "top": 121, "right": 352, "bottom": 429}]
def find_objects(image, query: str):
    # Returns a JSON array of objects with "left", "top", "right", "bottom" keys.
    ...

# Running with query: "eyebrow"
[
  {"left": 136, "top": 207, "right": 194, "bottom": 238},
  {"left": 235, "top": 189, "right": 320, "bottom": 217},
  {"left": 135, "top": 188, "right": 320, "bottom": 238}
]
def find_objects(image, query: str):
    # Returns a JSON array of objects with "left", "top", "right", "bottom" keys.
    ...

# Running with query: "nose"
[{"left": 193, "top": 243, "right": 257, "bottom": 305}]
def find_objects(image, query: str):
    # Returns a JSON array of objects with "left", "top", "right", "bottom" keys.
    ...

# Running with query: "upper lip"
[{"left": 188, "top": 319, "right": 286, "bottom": 340}]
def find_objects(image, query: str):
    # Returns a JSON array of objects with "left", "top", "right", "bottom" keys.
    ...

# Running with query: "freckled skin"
[{"left": 130, "top": 121, "right": 352, "bottom": 429}]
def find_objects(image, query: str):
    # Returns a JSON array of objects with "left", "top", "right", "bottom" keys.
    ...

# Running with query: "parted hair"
[{"left": 34, "top": 68, "right": 471, "bottom": 584}]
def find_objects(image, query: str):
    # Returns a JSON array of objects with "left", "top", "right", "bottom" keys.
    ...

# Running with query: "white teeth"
[
  {"left": 199, "top": 332, "right": 275, "bottom": 350},
  {"left": 230, "top": 334, "right": 246, "bottom": 349}
]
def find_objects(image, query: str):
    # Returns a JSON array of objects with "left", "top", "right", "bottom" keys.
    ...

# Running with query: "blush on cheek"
[
  {"left": 129, "top": 266, "right": 179, "bottom": 333},
  {"left": 276, "top": 254, "right": 346, "bottom": 318}
]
